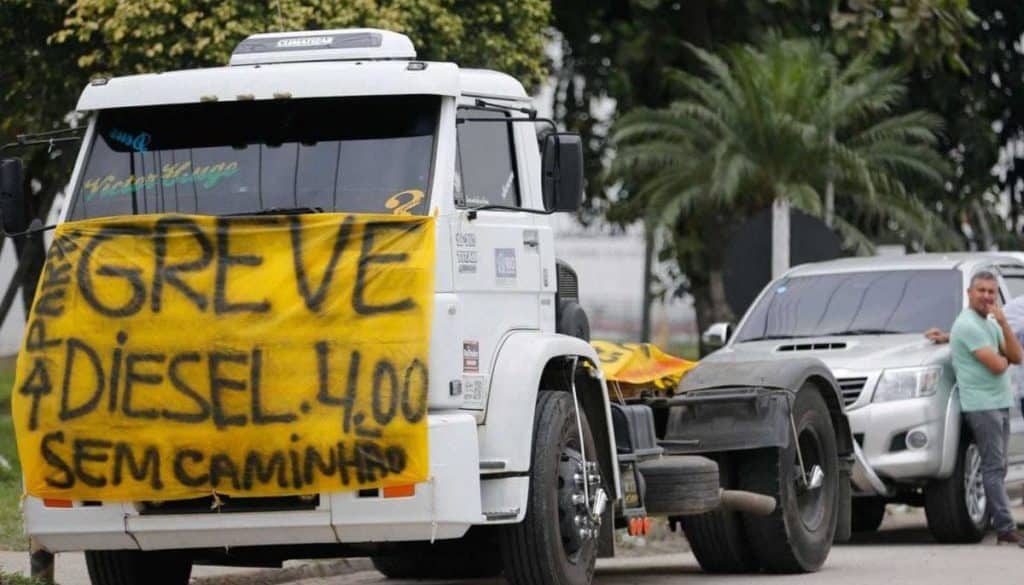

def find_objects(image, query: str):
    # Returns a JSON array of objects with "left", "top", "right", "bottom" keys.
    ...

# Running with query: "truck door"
[{"left": 449, "top": 107, "right": 542, "bottom": 413}]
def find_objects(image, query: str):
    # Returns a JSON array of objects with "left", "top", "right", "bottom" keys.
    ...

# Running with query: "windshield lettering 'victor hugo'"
[
  {"left": 735, "top": 269, "right": 963, "bottom": 342},
  {"left": 69, "top": 95, "right": 439, "bottom": 220}
]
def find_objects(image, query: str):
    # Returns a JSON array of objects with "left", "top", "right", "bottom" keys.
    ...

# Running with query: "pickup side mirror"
[
  {"left": 0, "top": 158, "right": 28, "bottom": 235},
  {"left": 702, "top": 322, "right": 733, "bottom": 350},
  {"left": 541, "top": 133, "right": 584, "bottom": 212}
]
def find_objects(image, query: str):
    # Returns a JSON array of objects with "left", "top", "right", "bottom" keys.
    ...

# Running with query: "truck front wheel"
[
  {"left": 500, "top": 390, "right": 602, "bottom": 585},
  {"left": 739, "top": 387, "right": 839, "bottom": 573},
  {"left": 85, "top": 550, "right": 192, "bottom": 585}
]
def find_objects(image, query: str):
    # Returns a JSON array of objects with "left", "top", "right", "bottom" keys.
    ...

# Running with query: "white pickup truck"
[
  {"left": 1, "top": 28, "right": 846, "bottom": 585},
  {"left": 702, "top": 253, "right": 1024, "bottom": 543}
]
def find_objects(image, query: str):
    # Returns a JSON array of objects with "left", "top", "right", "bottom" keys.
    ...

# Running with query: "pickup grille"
[{"left": 837, "top": 377, "right": 868, "bottom": 406}]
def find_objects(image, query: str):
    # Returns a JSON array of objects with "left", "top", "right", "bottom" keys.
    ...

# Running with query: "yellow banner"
[
  {"left": 13, "top": 213, "right": 434, "bottom": 501},
  {"left": 591, "top": 341, "right": 697, "bottom": 391}
]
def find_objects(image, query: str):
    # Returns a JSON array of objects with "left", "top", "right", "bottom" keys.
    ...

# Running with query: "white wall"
[
  {"left": 0, "top": 243, "right": 26, "bottom": 355},
  {"left": 553, "top": 216, "right": 696, "bottom": 346}
]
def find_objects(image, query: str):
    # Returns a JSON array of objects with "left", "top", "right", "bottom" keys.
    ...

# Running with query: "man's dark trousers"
[{"left": 964, "top": 409, "right": 1014, "bottom": 533}]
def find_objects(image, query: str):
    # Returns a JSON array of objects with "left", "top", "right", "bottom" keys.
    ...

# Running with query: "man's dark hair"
[{"left": 969, "top": 270, "right": 998, "bottom": 288}]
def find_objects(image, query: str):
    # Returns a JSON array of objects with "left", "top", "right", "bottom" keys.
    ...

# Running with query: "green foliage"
[
  {"left": 608, "top": 36, "right": 955, "bottom": 334},
  {"left": 830, "top": 0, "right": 978, "bottom": 74},
  {"left": 0, "top": 570, "right": 49, "bottom": 585},
  {"left": 54, "top": 0, "right": 550, "bottom": 90},
  {"left": 611, "top": 37, "right": 953, "bottom": 252}
]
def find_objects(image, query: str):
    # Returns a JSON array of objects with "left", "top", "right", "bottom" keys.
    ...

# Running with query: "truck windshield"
[
  {"left": 68, "top": 95, "right": 439, "bottom": 220},
  {"left": 735, "top": 269, "right": 962, "bottom": 342}
]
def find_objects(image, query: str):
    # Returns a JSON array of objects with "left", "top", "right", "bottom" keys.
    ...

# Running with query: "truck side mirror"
[
  {"left": 541, "top": 133, "right": 584, "bottom": 212},
  {"left": 702, "top": 322, "right": 733, "bottom": 350},
  {"left": 0, "top": 158, "right": 28, "bottom": 235}
]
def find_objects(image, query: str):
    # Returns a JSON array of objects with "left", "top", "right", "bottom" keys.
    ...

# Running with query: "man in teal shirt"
[{"left": 950, "top": 270, "right": 1023, "bottom": 545}]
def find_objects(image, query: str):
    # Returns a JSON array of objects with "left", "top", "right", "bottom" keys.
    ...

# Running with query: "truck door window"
[
  {"left": 454, "top": 108, "right": 521, "bottom": 208},
  {"left": 69, "top": 95, "right": 439, "bottom": 219}
]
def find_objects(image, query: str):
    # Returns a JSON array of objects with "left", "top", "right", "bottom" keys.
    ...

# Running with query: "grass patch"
[
  {"left": 0, "top": 571, "right": 50, "bottom": 585},
  {"left": 0, "top": 357, "right": 25, "bottom": 551},
  {"left": 0, "top": 354, "right": 14, "bottom": 415}
]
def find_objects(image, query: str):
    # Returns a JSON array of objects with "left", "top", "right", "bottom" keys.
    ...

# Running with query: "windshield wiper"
[
  {"left": 224, "top": 206, "right": 323, "bottom": 217},
  {"left": 822, "top": 328, "right": 901, "bottom": 336},
  {"left": 737, "top": 334, "right": 800, "bottom": 342}
]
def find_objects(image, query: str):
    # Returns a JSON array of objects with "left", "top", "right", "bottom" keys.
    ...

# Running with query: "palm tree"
[{"left": 609, "top": 35, "right": 956, "bottom": 350}]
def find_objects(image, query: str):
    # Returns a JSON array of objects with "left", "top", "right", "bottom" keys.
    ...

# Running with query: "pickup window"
[
  {"left": 69, "top": 95, "right": 439, "bottom": 220},
  {"left": 735, "top": 269, "right": 962, "bottom": 342}
]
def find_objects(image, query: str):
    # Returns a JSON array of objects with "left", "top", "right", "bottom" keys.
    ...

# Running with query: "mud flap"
[
  {"left": 662, "top": 387, "right": 791, "bottom": 454},
  {"left": 834, "top": 455, "right": 854, "bottom": 542}
]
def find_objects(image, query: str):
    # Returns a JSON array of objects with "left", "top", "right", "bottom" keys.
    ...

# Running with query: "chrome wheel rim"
[{"left": 963, "top": 444, "right": 986, "bottom": 526}]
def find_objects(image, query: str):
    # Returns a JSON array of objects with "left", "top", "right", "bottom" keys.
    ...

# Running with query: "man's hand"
[
  {"left": 990, "top": 303, "right": 1008, "bottom": 324},
  {"left": 990, "top": 301, "right": 1024, "bottom": 365},
  {"left": 925, "top": 328, "right": 949, "bottom": 344}
]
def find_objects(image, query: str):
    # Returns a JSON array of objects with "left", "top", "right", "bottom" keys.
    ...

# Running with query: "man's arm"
[
  {"left": 992, "top": 304, "right": 1023, "bottom": 365},
  {"left": 974, "top": 346, "right": 1011, "bottom": 374}
]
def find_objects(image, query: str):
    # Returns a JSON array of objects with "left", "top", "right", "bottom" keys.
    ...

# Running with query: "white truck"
[{"left": 0, "top": 29, "right": 848, "bottom": 585}]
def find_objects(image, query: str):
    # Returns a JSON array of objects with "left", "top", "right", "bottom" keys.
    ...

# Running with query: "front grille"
[
  {"left": 555, "top": 260, "right": 579, "bottom": 302},
  {"left": 837, "top": 377, "right": 868, "bottom": 406}
]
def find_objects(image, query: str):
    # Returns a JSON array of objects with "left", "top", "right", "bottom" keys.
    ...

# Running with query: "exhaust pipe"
[{"left": 719, "top": 489, "right": 776, "bottom": 516}]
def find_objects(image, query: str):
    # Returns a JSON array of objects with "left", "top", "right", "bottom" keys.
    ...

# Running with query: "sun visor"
[{"left": 77, "top": 60, "right": 459, "bottom": 111}]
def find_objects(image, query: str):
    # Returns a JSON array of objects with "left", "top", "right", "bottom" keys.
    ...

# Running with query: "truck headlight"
[{"left": 872, "top": 366, "right": 943, "bottom": 403}]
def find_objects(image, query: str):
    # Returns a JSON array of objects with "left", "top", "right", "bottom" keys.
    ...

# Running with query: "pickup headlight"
[{"left": 872, "top": 366, "right": 943, "bottom": 403}]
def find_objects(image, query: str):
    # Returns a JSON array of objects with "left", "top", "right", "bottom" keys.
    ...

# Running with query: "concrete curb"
[{"left": 193, "top": 558, "right": 375, "bottom": 585}]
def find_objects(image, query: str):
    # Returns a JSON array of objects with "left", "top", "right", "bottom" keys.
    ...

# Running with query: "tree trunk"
[
  {"left": 640, "top": 220, "right": 654, "bottom": 342},
  {"left": 693, "top": 267, "right": 735, "bottom": 358}
]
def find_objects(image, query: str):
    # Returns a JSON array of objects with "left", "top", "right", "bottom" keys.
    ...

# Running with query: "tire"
[
  {"left": 85, "top": 550, "right": 192, "bottom": 585},
  {"left": 851, "top": 497, "right": 886, "bottom": 533},
  {"left": 500, "top": 391, "right": 603, "bottom": 585},
  {"left": 371, "top": 528, "right": 503, "bottom": 579},
  {"left": 680, "top": 453, "right": 760, "bottom": 574},
  {"left": 640, "top": 456, "right": 719, "bottom": 516},
  {"left": 924, "top": 438, "right": 987, "bottom": 543},
  {"left": 739, "top": 387, "right": 840, "bottom": 573}
]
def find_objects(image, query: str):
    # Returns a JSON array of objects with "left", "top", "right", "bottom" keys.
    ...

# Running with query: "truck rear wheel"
[
  {"left": 85, "top": 550, "right": 192, "bottom": 585},
  {"left": 371, "top": 528, "right": 503, "bottom": 579},
  {"left": 679, "top": 453, "right": 760, "bottom": 573},
  {"left": 739, "top": 388, "right": 839, "bottom": 573},
  {"left": 500, "top": 390, "right": 602, "bottom": 585},
  {"left": 924, "top": 438, "right": 987, "bottom": 543}
]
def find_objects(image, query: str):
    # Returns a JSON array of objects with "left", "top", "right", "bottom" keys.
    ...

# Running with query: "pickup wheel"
[
  {"left": 371, "top": 528, "right": 503, "bottom": 579},
  {"left": 679, "top": 453, "right": 760, "bottom": 573},
  {"left": 924, "top": 438, "right": 987, "bottom": 543},
  {"left": 851, "top": 497, "right": 886, "bottom": 533},
  {"left": 739, "top": 388, "right": 839, "bottom": 573},
  {"left": 500, "top": 390, "right": 602, "bottom": 585},
  {"left": 85, "top": 550, "right": 192, "bottom": 585}
]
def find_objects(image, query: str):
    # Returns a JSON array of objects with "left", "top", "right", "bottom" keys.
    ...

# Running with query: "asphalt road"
[{"left": 2, "top": 505, "right": 1022, "bottom": 585}]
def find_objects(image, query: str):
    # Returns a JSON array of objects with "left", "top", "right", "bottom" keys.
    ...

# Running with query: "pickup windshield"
[
  {"left": 734, "top": 269, "right": 962, "bottom": 343},
  {"left": 68, "top": 95, "right": 439, "bottom": 220}
]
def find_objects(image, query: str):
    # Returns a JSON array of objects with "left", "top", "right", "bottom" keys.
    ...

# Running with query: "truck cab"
[{"left": 9, "top": 28, "right": 627, "bottom": 585}]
